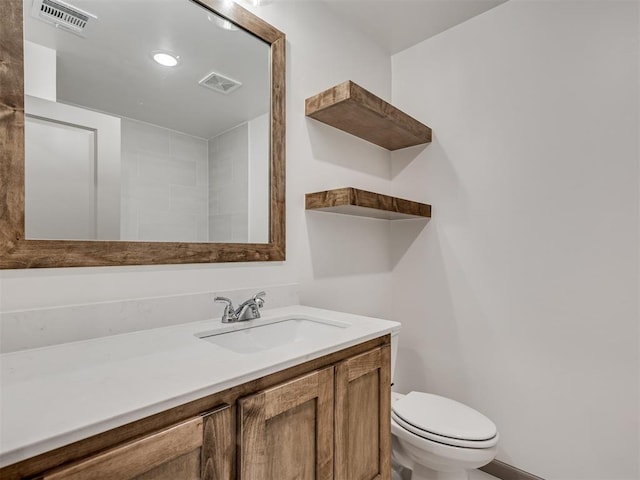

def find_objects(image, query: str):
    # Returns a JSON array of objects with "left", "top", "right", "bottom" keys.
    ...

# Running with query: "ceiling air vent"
[
  {"left": 199, "top": 71, "right": 242, "bottom": 95},
  {"left": 31, "top": 0, "right": 97, "bottom": 37}
]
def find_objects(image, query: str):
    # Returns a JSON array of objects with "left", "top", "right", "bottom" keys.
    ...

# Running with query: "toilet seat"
[{"left": 392, "top": 392, "right": 499, "bottom": 449}]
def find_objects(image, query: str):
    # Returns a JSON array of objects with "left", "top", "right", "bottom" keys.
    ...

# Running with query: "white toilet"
[{"left": 390, "top": 332, "right": 499, "bottom": 480}]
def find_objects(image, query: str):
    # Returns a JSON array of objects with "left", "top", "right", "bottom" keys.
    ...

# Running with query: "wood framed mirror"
[{"left": 0, "top": 0, "right": 285, "bottom": 268}]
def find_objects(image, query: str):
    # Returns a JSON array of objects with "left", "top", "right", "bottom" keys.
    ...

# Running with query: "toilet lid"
[{"left": 392, "top": 392, "right": 498, "bottom": 447}]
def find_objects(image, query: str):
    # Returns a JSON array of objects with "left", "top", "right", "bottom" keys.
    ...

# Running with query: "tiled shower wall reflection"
[
  {"left": 208, "top": 124, "right": 249, "bottom": 242},
  {"left": 120, "top": 118, "right": 209, "bottom": 242},
  {"left": 119, "top": 116, "right": 266, "bottom": 243}
]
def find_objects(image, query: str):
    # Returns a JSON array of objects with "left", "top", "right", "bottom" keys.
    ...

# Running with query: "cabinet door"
[
  {"left": 335, "top": 346, "right": 391, "bottom": 480},
  {"left": 38, "top": 405, "right": 233, "bottom": 480},
  {"left": 238, "top": 367, "right": 334, "bottom": 480}
]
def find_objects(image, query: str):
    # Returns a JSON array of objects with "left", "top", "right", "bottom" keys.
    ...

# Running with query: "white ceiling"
[
  {"left": 321, "top": 0, "right": 508, "bottom": 54},
  {"left": 25, "top": 0, "right": 270, "bottom": 139}
]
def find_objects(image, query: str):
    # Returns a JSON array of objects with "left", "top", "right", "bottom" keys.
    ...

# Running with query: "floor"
[
  {"left": 469, "top": 470, "right": 500, "bottom": 480},
  {"left": 393, "top": 466, "right": 500, "bottom": 480}
]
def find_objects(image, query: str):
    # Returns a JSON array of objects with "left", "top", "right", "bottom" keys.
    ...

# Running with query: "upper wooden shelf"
[
  {"left": 305, "top": 81, "right": 432, "bottom": 151},
  {"left": 306, "top": 188, "right": 431, "bottom": 220}
]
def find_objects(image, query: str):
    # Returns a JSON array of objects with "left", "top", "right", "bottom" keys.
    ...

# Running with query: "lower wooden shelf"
[{"left": 305, "top": 188, "right": 431, "bottom": 220}]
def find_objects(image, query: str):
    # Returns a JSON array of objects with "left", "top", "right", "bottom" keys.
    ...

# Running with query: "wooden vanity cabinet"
[
  {"left": 5, "top": 337, "right": 390, "bottom": 480},
  {"left": 238, "top": 346, "right": 391, "bottom": 480},
  {"left": 35, "top": 405, "right": 233, "bottom": 480}
]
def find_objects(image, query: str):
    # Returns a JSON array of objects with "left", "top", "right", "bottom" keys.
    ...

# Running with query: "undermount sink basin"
[{"left": 198, "top": 317, "right": 349, "bottom": 354}]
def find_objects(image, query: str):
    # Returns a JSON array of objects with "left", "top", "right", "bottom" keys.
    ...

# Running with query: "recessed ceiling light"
[{"left": 152, "top": 51, "right": 180, "bottom": 67}]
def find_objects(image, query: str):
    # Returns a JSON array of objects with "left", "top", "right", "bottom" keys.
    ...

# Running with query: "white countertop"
[{"left": 0, "top": 305, "right": 400, "bottom": 467}]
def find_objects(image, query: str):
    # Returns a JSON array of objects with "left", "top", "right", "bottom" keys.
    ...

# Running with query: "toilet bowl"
[{"left": 390, "top": 333, "right": 499, "bottom": 480}]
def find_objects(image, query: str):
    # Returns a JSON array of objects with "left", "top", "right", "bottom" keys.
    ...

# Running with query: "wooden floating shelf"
[
  {"left": 305, "top": 80, "right": 432, "bottom": 151},
  {"left": 305, "top": 188, "right": 431, "bottom": 220}
]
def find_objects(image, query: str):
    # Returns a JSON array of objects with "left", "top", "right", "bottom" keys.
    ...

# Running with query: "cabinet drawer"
[{"left": 36, "top": 405, "right": 232, "bottom": 480}]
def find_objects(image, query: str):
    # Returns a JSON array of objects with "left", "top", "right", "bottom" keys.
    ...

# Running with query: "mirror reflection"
[{"left": 23, "top": 0, "right": 271, "bottom": 243}]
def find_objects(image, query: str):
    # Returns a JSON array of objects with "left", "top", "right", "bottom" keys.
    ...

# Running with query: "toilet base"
[{"left": 392, "top": 434, "right": 482, "bottom": 480}]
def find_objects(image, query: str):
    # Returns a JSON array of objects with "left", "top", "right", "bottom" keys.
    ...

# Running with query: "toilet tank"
[{"left": 391, "top": 330, "right": 399, "bottom": 382}]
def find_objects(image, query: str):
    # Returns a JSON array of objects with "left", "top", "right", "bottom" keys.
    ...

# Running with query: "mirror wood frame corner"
[{"left": 0, "top": 0, "right": 285, "bottom": 269}]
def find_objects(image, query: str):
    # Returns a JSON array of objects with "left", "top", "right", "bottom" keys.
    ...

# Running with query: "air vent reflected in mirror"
[{"left": 199, "top": 71, "right": 242, "bottom": 95}]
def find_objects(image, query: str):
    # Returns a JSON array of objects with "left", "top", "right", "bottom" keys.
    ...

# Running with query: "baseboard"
[{"left": 480, "top": 459, "right": 545, "bottom": 480}]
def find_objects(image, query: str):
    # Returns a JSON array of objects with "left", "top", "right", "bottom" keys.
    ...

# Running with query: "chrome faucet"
[
  {"left": 213, "top": 296, "right": 238, "bottom": 323},
  {"left": 214, "top": 291, "right": 266, "bottom": 323}
]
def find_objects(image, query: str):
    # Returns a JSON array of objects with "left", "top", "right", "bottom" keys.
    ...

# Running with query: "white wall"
[
  {"left": 391, "top": 1, "right": 639, "bottom": 479},
  {"left": 0, "top": 2, "right": 393, "bottom": 321},
  {"left": 23, "top": 41, "right": 56, "bottom": 102}
]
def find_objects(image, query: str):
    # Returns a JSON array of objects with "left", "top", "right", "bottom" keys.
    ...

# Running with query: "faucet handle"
[
  {"left": 253, "top": 291, "right": 266, "bottom": 308},
  {"left": 214, "top": 296, "right": 234, "bottom": 307},
  {"left": 214, "top": 296, "right": 238, "bottom": 323}
]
